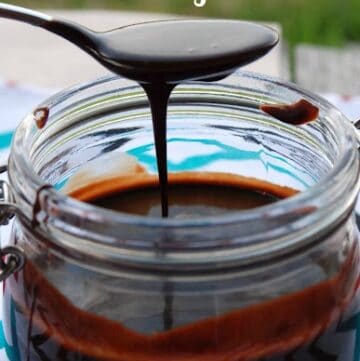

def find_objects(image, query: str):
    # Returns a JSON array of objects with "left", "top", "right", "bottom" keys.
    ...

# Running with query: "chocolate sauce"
[
  {"left": 142, "top": 83, "right": 175, "bottom": 218},
  {"left": 261, "top": 98, "right": 319, "bottom": 125},
  {"left": 33, "top": 107, "right": 49, "bottom": 129},
  {"left": 91, "top": 178, "right": 278, "bottom": 218},
  {"left": 4, "top": 174, "right": 360, "bottom": 361}
]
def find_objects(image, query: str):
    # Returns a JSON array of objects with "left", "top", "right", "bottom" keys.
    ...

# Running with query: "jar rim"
[{"left": 8, "top": 71, "right": 360, "bottom": 267}]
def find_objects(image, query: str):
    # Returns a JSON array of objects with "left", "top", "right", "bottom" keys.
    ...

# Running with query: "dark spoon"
[{"left": 0, "top": 3, "right": 278, "bottom": 83}]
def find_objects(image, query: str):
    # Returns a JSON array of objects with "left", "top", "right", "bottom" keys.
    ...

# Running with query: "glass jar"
[{"left": 1, "top": 71, "right": 360, "bottom": 361}]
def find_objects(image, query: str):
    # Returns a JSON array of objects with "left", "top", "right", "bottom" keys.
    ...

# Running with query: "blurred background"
[
  {"left": 12, "top": 0, "right": 359, "bottom": 52},
  {"left": 5, "top": 0, "right": 359, "bottom": 94}
]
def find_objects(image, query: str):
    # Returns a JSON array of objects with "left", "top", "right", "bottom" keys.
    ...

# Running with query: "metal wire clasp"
[
  {"left": 0, "top": 165, "right": 25, "bottom": 280},
  {"left": 0, "top": 180, "right": 15, "bottom": 226},
  {"left": 0, "top": 246, "right": 24, "bottom": 282},
  {"left": 352, "top": 119, "right": 360, "bottom": 149}
]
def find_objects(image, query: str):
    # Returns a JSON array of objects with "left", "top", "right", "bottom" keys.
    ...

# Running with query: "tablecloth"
[{"left": 0, "top": 79, "right": 360, "bottom": 360}]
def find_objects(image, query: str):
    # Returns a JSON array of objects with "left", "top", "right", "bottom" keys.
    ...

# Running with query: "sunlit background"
[
  {"left": 3, "top": 0, "right": 360, "bottom": 95},
  {"left": 13, "top": 0, "right": 359, "bottom": 50}
]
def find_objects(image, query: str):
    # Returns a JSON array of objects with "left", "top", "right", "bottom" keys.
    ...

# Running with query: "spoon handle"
[
  {"left": 0, "top": 2, "right": 96, "bottom": 56},
  {"left": 0, "top": 3, "right": 52, "bottom": 26}
]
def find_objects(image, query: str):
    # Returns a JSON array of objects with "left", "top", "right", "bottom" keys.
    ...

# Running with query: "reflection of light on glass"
[{"left": 194, "top": 0, "right": 207, "bottom": 7}]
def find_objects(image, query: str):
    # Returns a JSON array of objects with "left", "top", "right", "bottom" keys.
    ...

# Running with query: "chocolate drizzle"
[
  {"left": 261, "top": 99, "right": 319, "bottom": 125},
  {"left": 33, "top": 107, "right": 49, "bottom": 129},
  {"left": 142, "top": 83, "right": 175, "bottom": 218}
]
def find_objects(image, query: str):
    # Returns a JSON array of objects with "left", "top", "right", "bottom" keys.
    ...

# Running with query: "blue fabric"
[{"left": 0, "top": 132, "right": 13, "bottom": 151}]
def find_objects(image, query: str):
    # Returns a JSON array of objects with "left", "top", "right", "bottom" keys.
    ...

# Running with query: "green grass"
[{"left": 13, "top": 0, "right": 360, "bottom": 50}]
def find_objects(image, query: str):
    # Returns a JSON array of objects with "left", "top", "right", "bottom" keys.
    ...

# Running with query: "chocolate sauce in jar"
[
  {"left": 7, "top": 173, "right": 360, "bottom": 361},
  {"left": 89, "top": 174, "right": 280, "bottom": 218}
]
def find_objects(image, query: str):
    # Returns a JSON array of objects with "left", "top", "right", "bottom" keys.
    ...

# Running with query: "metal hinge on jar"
[
  {"left": 352, "top": 119, "right": 360, "bottom": 148},
  {"left": 0, "top": 165, "right": 25, "bottom": 281}
]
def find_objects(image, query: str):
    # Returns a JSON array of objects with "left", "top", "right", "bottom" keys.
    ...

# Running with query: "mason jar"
[{"left": 0, "top": 71, "right": 360, "bottom": 361}]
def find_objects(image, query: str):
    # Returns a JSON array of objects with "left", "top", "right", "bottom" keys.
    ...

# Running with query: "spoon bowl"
[{"left": 0, "top": 3, "right": 278, "bottom": 83}]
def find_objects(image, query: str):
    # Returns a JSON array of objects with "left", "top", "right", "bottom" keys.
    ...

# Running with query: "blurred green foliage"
[{"left": 13, "top": 0, "right": 360, "bottom": 49}]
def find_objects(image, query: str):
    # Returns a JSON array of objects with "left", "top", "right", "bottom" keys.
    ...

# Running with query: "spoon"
[{"left": 0, "top": 3, "right": 278, "bottom": 83}]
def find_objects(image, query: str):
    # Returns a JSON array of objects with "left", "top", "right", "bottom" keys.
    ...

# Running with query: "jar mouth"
[{"left": 8, "top": 71, "right": 360, "bottom": 267}]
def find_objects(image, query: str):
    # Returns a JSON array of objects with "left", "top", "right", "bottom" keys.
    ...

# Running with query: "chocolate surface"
[{"left": 90, "top": 174, "right": 279, "bottom": 218}]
